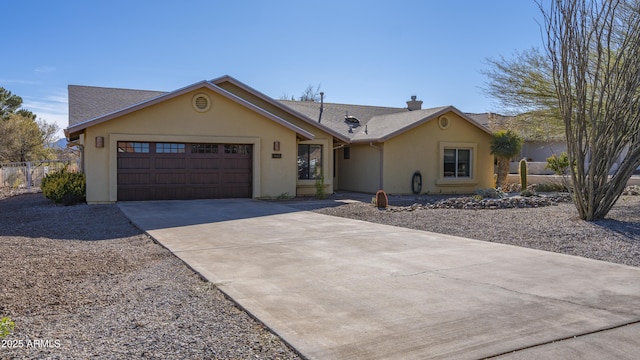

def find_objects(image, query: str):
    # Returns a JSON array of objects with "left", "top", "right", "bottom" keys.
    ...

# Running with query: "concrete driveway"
[{"left": 118, "top": 199, "right": 640, "bottom": 359}]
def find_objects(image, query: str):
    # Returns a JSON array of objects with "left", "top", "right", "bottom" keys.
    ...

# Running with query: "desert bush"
[
  {"left": 41, "top": 168, "right": 86, "bottom": 205},
  {"left": 475, "top": 188, "right": 507, "bottom": 199},
  {"left": 534, "top": 182, "right": 569, "bottom": 193},
  {"left": 0, "top": 317, "right": 14, "bottom": 338},
  {"left": 500, "top": 182, "right": 521, "bottom": 193},
  {"left": 546, "top": 152, "right": 572, "bottom": 175},
  {"left": 520, "top": 189, "right": 536, "bottom": 197}
]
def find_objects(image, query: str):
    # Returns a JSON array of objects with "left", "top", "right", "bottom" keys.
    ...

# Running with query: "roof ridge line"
[
  {"left": 278, "top": 99, "right": 406, "bottom": 110},
  {"left": 68, "top": 84, "right": 168, "bottom": 93}
]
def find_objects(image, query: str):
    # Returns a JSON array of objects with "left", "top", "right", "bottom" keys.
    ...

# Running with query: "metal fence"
[{"left": 0, "top": 159, "right": 81, "bottom": 191}]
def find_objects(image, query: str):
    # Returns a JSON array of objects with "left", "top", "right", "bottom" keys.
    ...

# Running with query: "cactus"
[{"left": 519, "top": 158, "right": 528, "bottom": 190}]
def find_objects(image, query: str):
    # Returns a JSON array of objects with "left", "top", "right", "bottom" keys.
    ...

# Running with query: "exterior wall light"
[{"left": 95, "top": 136, "right": 104, "bottom": 148}]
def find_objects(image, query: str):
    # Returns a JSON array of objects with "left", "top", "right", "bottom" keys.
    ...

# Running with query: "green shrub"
[
  {"left": 41, "top": 169, "right": 86, "bottom": 205},
  {"left": 0, "top": 317, "right": 14, "bottom": 338},
  {"left": 546, "top": 152, "right": 572, "bottom": 175}
]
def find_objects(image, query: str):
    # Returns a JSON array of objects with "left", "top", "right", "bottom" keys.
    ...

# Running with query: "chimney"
[{"left": 406, "top": 95, "right": 422, "bottom": 111}]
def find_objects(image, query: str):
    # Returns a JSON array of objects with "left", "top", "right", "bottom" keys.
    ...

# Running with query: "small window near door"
[
  {"left": 298, "top": 144, "right": 323, "bottom": 179},
  {"left": 343, "top": 147, "right": 351, "bottom": 160}
]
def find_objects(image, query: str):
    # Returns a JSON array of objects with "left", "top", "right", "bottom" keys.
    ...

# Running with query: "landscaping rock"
[{"left": 389, "top": 193, "right": 572, "bottom": 211}]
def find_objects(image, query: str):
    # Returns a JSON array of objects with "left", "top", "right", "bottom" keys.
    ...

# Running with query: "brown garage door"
[{"left": 117, "top": 142, "right": 252, "bottom": 201}]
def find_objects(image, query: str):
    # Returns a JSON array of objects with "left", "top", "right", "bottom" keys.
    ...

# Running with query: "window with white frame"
[{"left": 443, "top": 148, "right": 471, "bottom": 178}]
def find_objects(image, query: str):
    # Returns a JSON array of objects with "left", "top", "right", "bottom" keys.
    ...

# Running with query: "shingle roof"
[
  {"left": 278, "top": 100, "right": 410, "bottom": 140},
  {"left": 351, "top": 106, "right": 450, "bottom": 142},
  {"left": 68, "top": 85, "right": 167, "bottom": 125},
  {"left": 67, "top": 79, "right": 490, "bottom": 144},
  {"left": 278, "top": 100, "right": 468, "bottom": 142}
]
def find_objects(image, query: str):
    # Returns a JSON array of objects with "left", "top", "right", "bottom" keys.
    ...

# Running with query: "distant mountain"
[{"left": 49, "top": 138, "right": 68, "bottom": 149}]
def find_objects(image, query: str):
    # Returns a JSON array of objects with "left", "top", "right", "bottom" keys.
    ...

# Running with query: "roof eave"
[
  {"left": 350, "top": 138, "right": 385, "bottom": 144},
  {"left": 346, "top": 106, "right": 493, "bottom": 144},
  {"left": 211, "top": 75, "right": 350, "bottom": 143}
]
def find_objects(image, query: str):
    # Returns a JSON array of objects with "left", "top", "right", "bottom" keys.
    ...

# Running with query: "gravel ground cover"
[
  {"left": 2, "top": 189, "right": 639, "bottom": 359},
  {"left": 0, "top": 193, "right": 301, "bottom": 360},
  {"left": 311, "top": 193, "right": 640, "bottom": 267}
]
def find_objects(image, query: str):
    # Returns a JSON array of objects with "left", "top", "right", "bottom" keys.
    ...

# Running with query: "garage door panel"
[
  {"left": 118, "top": 173, "right": 151, "bottom": 185},
  {"left": 118, "top": 157, "right": 151, "bottom": 169},
  {"left": 155, "top": 172, "right": 186, "bottom": 185},
  {"left": 154, "top": 157, "right": 186, "bottom": 169},
  {"left": 223, "top": 172, "right": 250, "bottom": 184},
  {"left": 190, "top": 173, "right": 220, "bottom": 185},
  {"left": 222, "top": 158, "right": 251, "bottom": 169},
  {"left": 190, "top": 157, "right": 220, "bottom": 169},
  {"left": 117, "top": 142, "right": 251, "bottom": 201}
]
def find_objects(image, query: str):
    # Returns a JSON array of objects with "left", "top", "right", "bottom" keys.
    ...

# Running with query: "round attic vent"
[
  {"left": 438, "top": 115, "right": 450, "bottom": 130},
  {"left": 192, "top": 93, "right": 211, "bottom": 112}
]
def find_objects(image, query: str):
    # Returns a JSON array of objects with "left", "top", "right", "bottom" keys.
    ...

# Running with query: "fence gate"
[{"left": 0, "top": 160, "right": 80, "bottom": 191}]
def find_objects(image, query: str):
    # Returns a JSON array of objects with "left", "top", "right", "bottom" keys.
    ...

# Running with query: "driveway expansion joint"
[{"left": 482, "top": 318, "right": 640, "bottom": 359}]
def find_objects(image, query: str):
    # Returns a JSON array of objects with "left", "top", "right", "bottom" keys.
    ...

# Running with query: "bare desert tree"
[
  {"left": 298, "top": 84, "right": 322, "bottom": 102},
  {"left": 542, "top": 0, "right": 640, "bottom": 220}
]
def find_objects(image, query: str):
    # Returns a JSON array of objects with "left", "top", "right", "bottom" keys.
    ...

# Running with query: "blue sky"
[{"left": 2, "top": 0, "right": 545, "bottom": 138}]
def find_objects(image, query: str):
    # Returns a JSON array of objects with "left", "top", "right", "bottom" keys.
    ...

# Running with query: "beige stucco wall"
[
  {"left": 337, "top": 144, "right": 383, "bottom": 193},
  {"left": 382, "top": 111, "right": 494, "bottom": 195},
  {"left": 216, "top": 82, "right": 336, "bottom": 196},
  {"left": 82, "top": 88, "right": 300, "bottom": 203}
]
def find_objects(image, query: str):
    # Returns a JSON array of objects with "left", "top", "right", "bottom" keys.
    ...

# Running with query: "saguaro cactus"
[{"left": 519, "top": 158, "right": 528, "bottom": 190}]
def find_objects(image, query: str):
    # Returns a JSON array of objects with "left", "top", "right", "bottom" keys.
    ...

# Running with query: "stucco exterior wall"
[
  {"left": 82, "top": 88, "right": 299, "bottom": 203},
  {"left": 382, "top": 112, "right": 494, "bottom": 194},
  {"left": 215, "top": 82, "right": 336, "bottom": 195},
  {"left": 337, "top": 144, "right": 382, "bottom": 193}
]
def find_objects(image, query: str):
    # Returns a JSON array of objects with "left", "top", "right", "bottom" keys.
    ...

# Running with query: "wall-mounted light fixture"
[
  {"left": 273, "top": 140, "right": 280, "bottom": 151},
  {"left": 95, "top": 136, "right": 104, "bottom": 148}
]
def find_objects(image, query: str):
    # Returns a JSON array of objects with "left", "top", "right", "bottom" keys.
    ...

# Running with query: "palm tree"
[{"left": 490, "top": 130, "right": 523, "bottom": 189}]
